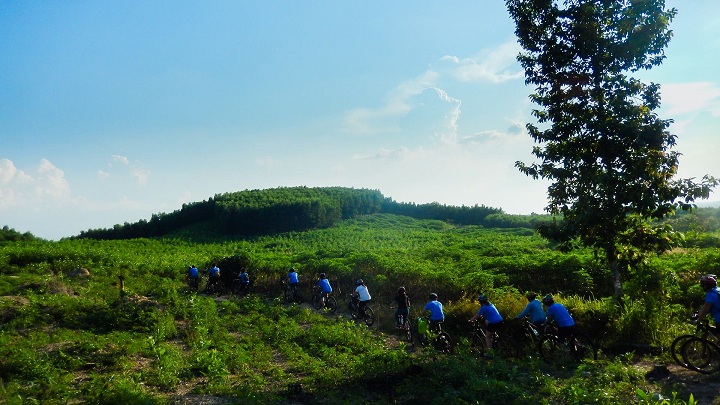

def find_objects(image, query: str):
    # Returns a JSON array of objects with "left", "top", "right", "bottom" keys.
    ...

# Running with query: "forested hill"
[{"left": 74, "top": 186, "right": 543, "bottom": 240}]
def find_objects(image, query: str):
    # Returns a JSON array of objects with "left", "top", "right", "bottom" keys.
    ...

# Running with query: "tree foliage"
[{"left": 506, "top": 0, "right": 717, "bottom": 296}]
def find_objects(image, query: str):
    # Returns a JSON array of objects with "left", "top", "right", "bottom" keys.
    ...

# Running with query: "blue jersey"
[
  {"left": 288, "top": 271, "right": 299, "bottom": 284},
  {"left": 546, "top": 303, "right": 574, "bottom": 327},
  {"left": 424, "top": 300, "right": 444, "bottom": 322},
  {"left": 188, "top": 267, "right": 199, "bottom": 278},
  {"left": 478, "top": 303, "right": 503, "bottom": 324},
  {"left": 209, "top": 266, "right": 220, "bottom": 278},
  {"left": 318, "top": 278, "right": 332, "bottom": 293},
  {"left": 239, "top": 272, "right": 249, "bottom": 284},
  {"left": 516, "top": 299, "right": 546, "bottom": 324},
  {"left": 705, "top": 288, "right": 720, "bottom": 323}
]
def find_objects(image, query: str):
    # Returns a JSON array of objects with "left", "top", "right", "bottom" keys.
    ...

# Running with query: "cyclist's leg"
[
  {"left": 358, "top": 300, "right": 368, "bottom": 317},
  {"left": 485, "top": 322, "right": 502, "bottom": 349}
]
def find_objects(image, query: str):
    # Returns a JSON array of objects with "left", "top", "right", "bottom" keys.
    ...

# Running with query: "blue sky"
[{"left": 2, "top": 1, "right": 719, "bottom": 240}]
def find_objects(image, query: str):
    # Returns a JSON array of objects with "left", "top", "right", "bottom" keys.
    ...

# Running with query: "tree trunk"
[{"left": 609, "top": 259, "right": 623, "bottom": 299}]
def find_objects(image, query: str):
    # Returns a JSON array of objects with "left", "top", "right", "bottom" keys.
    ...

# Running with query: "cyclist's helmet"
[
  {"left": 478, "top": 293, "right": 488, "bottom": 302},
  {"left": 541, "top": 294, "right": 554, "bottom": 305},
  {"left": 525, "top": 292, "right": 537, "bottom": 299},
  {"left": 319, "top": 272, "right": 327, "bottom": 279},
  {"left": 356, "top": 279, "right": 364, "bottom": 285},
  {"left": 397, "top": 287, "right": 406, "bottom": 295},
  {"left": 429, "top": 292, "right": 438, "bottom": 301},
  {"left": 289, "top": 267, "right": 296, "bottom": 272},
  {"left": 700, "top": 274, "right": 717, "bottom": 290}
]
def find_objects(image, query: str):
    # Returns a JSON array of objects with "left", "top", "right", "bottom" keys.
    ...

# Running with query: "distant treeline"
[
  {"left": 72, "top": 186, "right": 720, "bottom": 241},
  {"left": 0, "top": 226, "right": 39, "bottom": 242},
  {"left": 74, "top": 186, "right": 523, "bottom": 240}
]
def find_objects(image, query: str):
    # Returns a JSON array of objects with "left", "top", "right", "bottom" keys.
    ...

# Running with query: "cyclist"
[
  {"left": 287, "top": 267, "right": 300, "bottom": 289},
  {"left": 237, "top": 268, "right": 250, "bottom": 293},
  {"left": 423, "top": 293, "right": 445, "bottom": 332},
  {"left": 394, "top": 287, "right": 410, "bottom": 327},
  {"left": 468, "top": 293, "right": 504, "bottom": 351},
  {"left": 317, "top": 273, "right": 332, "bottom": 306},
  {"left": 515, "top": 292, "right": 546, "bottom": 328},
  {"left": 353, "top": 279, "right": 372, "bottom": 318},
  {"left": 186, "top": 265, "right": 200, "bottom": 288},
  {"left": 694, "top": 274, "right": 720, "bottom": 337},
  {"left": 205, "top": 264, "right": 221, "bottom": 292},
  {"left": 541, "top": 294, "right": 575, "bottom": 343}
]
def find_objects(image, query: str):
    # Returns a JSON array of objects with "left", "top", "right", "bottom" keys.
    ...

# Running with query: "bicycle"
[
  {"left": 186, "top": 275, "right": 200, "bottom": 293},
  {"left": 416, "top": 316, "right": 453, "bottom": 354},
  {"left": 468, "top": 319, "right": 520, "bottom": 358},
  {"left": 311, "top": 287, "right": 338, "bottom": 314},
  {"left": 348, "top": 294, "right": 374, "bottom": 326},
  {"left": 204, "top": 277, "right": 225, "bottom": 296},
  {"left": 538, "top": 325, "right": 596, "bottom": 367},
  {"left": 670, "top": 313, "right": 717, "bottom": 370},
  {"left": 231, "top": 279, "right": 250, "bottom": 297},
  {"left": 680, "top": 335, "right": 720, "bottom": 374},
  {"left": 283, "top": 282, "right": 303, "bottom": 303},
  {"left": 393, "top": 311, "right": 413, "bottom": 343}
]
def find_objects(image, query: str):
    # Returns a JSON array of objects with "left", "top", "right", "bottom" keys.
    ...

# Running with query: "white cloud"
[
  {"left": 97, "top": 170, "right": 110, "bottom": 180},
  {"left": 36, "top": 159, "right": 70, "bottom": 199},
  {"left": 0, "top": 158, "right": 69, "bottom": 209},
  {"left": 112, "top": 154, "right": 130, "bottom": 165},
  {"left": 661, "top": 82, "right": 720, "bottom": 117}
]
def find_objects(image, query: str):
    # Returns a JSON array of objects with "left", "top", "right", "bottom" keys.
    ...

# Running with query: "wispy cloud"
[
  {"left": 256, "top": 156, "right": 280, "bottom": 169},
  {"left": 343, "top": 71, "right": 439, "bottom": 135},
  {"left": 441, "top": 40, "right": 524, "bottom": 83},
  {"left": 342, "top": 40, "right": 523, "bottom": 142},
  {"left": 104, "top": 155, "right": 149, "bottom": 186},
  {"left": 132, "top": 169, "right": 150, "bottom": 186}
]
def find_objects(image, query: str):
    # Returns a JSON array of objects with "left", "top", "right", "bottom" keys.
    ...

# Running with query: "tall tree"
[{"left": 506, "top": 0, "right": 717, "bottom": 297}]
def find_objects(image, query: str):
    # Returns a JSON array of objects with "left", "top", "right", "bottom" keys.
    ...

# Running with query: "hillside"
[{"left": 71, "top": 186, "right": 536, "bottom": 240}]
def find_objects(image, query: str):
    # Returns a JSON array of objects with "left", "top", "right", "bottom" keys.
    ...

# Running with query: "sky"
[{"left": 1, "top": 1, "right": 719, "bottom": 240}]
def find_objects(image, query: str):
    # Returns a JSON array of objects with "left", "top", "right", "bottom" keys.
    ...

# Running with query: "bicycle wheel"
[
  {"left": 231, "top": 280, "right": 242, "bottom": 296},
  {"left": 284, "top": 287, "right": 293, "bottom": 303},
  {"left": 494, "top": 334, "right": 520, "bottom": 358},
  {"left": 400, "top": 318, "right": 413, "bottom": 342},
  {"left": 681, "top": 337, "right": 720, "bottom": 374},
  {"left": 571, "top": 333, "right": 597, "bottom": 362},
  {"left": 671, "top": 334, "right": 696, "bottom": 368},
  {"left": 362, "top": 307, "right": 374, "bottom": 326},
  {"left": 470, "top": 330, "right": 488, "bottom": 354},
  {"left": 312, "top": 294, "right": 323, "bottom": 310},
  {"left": 539, "top": 335, "right": 575, "bottom": 367},
  {"left": 434, "top": 332, "right": 454, "bottom": 354},
  {"left": 325, "top": 296, "right": 338, "bottom": 314}
]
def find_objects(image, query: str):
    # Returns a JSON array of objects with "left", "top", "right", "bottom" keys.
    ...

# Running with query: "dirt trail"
[{"left": 635, "top": 361, "right": 720, "bottom": 404}]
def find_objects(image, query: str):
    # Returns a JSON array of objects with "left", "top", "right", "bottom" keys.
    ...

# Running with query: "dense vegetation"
[
  {"left": 2, "top": 188, "right": 720, "bottom": 403},
  {"left": 73, "top": 187, "right": 506, "bottom": 240}
]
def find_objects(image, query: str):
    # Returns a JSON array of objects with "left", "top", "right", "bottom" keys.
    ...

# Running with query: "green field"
[{"left": 2, "top": 192, "right": 720, "bottom": 404}]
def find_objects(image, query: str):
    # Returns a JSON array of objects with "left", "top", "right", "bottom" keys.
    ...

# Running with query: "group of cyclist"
[
  {"left": 185, "top": 264, "right": 250, "bottom": 294},
  {"left": 191, "top": 265, "right": 720, "bottom": 347}
]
